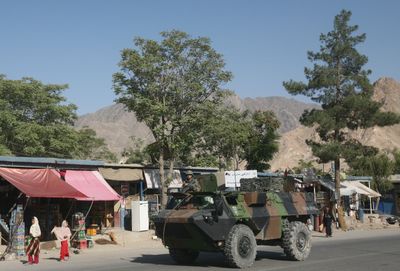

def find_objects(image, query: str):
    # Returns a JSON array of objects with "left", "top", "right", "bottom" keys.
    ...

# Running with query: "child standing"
[{"left": 52, "top": 220, "right": 72, "bottom": 261}]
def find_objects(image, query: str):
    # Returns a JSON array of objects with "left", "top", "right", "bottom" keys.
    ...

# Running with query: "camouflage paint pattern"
[{"left": 154, "top": 176, "right": 319, "bottom": 252}]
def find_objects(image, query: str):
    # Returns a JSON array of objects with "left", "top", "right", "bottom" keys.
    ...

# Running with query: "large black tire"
[
  {"left": 282, "top": 221, "right": 311, "bottom": 261},
  {"left": 224, "top": 224, "right": 257, "bottom": 268},
  {"left": 168, "top": 248, "right": 199, "bottom": 265}
]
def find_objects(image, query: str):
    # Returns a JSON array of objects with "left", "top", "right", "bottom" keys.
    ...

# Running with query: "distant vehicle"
[{"left": 154, "top": 174, "right": 319, "bottom": 268}]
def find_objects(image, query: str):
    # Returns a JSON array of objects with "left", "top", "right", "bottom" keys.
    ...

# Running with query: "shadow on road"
[
  {"left": 130, "top": 253, "right": 173, "bottom": 266},
  {"left": 312, "top": 235, "right": 329, "bottom": 238},
  {"left": 131, "top": 250, "right": 291, "bottom": 269},
  {"left": 44, "top": 257, "right": 61, "bottom": 261},
  {"left": 130, "top": 252, "right": 228, "bottom": 268},
  {"left": 256, "top": 250, "right": 289, "bottom": 262}
]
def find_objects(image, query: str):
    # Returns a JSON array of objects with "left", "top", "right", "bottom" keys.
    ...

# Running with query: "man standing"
[{"left": 323, "top": 207, "right": 335, "bottom": 237}]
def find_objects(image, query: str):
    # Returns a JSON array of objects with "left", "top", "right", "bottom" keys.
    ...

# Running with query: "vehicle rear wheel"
[
  {"left": 282, "top": 221, "right": 311, "bottom": 261},
  {"left": 224, "top": 224, "right": 257, "bottom": 268},
  {"left": 168, "top": 248, "right": 199, "bottom": 265}
]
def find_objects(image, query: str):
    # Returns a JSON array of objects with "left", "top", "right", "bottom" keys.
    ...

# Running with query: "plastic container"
[
  {"left": 78, "top": 230, "right": 86, "bottom": 240},
  {"left": 358, "top": 208, "right": 364, "bottom": 223}
]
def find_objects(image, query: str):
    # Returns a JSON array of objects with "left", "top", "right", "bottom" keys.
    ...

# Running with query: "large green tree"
[
  {"left": 113, "top": 30, "right": 232, "bottom": 205},
  {"left": 283, "top": 10, "right": 400, "bottom": 205},
  {"left": 393, "top": 150, "right": 400, "bottom": 174},
  {"left": 0, "top": 75, "right": 115, "bottom": 161},
  {"left": 198, "top": 106, "right": 251, "bottom": 170},
  {"left": 349, "top": 153, "right": 394, "bottom": 194},
  {"left": 195, "top": 106, "right": 280, "bottom": 171},
  {"left": 245, "top": 110, "right": 280, "bottom": 171},
  {"left": 122, "top": 136, "right": 151, "bottom": 164},
  {"left": 74, "top": 127, "right": 117, "bottom": 162}
]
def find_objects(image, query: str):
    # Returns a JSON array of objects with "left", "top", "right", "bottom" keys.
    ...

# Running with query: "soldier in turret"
[
  {"left": 183, "top": 170, "right": 194, "bottom": 187},
  {"left": 182, "top": 170, "right": 200, "bottom": 193}
]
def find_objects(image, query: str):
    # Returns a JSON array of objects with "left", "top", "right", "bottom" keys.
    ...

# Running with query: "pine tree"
[{"left": 283, "top": 10, "right": 400, "bottom": 206}]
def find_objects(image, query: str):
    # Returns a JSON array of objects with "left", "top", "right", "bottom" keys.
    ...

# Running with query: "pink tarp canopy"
[
  {"left": 0, "top": 168, "right": 86, "bottom": 198},
  {"left": 65, "top": 170, "right": 121, "bottom": 201}
]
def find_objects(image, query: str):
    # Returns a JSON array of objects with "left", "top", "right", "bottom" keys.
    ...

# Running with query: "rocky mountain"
[
  {"left": 75, "top": 104, "right": 154, "bottom": 155},
  {"left": 76, "top": 77, "right": 400, "bottom": 169},
  {"left": 242, "top": 97, "right": 318, "bottom": 133},
  {"left": 269, "top": 77, "right": 400, "bottom": 170},
  {"left": 75, "top": 94, "right": 318, "bottom": 156}
]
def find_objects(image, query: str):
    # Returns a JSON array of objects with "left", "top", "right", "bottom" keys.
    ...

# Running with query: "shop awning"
[
  {"left": 99, "top": 167, "right": 143, "bottom": 182},
  {"left": 342, "top": 181, "right": 381, "bottom": 197},
  {"left": 65, "top": 170, "right": 121, "bottom": 201},
  {"left": 0, "top": 168, "right": 86, "bottom": 198},
  {"left": 144, "top": 169, "right": 183, "bottom": 189},
  {"left": 316, "top": 178, "right": 336, "bottom": 192}
]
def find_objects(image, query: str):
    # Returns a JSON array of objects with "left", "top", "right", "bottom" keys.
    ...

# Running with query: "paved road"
[{"left": 1, "top": 229, "right": 399, "bottom": 271}]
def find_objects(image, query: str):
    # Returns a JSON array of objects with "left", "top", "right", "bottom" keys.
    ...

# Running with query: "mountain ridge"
[
  {"left": 75, "top": 77, "right": 400, "bottom": 170},
  {"left": 269, "top": 77, "right": 400, "bottom": 170},
  {"left": 75, "top": 94, "right": 319, "bottom": 156}
]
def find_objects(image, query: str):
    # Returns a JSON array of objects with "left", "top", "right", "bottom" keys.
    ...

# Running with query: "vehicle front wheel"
[
  {"left": 224, "top": 224, "right": 257, "bottom": 268},
  {"left": 282, "top": 221, "right": 311, "bottom": 261},
  {"left": 168, "top": 248, "right": 199, "bottom": 265}
]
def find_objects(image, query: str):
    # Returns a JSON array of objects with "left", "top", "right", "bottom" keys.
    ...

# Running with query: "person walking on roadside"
[
  {"left": 323, "top": 207, "right": 334, "bottom": 237},
  {"left": 52, "top": 220, "right": 72, "bottom": 261},
  {"left": 26, "top": 216, "right": 41, "bottom": 264}
]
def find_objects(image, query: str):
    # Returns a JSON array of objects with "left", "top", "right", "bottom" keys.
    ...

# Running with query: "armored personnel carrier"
[{"left": 154, "top": 174, "right": 318, "bottom": 268}]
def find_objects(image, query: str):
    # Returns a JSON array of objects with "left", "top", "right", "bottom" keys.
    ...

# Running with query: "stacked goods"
[
  {"left": 72, "top": 213, "right": 87, "bottom": 249},
  {"left": 86, "top": 225, "right": 98, "bottom": 236},
  {"left": 78, "top": 230, "right": 85, "bottom": 240},
  {"left": 86, "top": 236, "right": 94, "bottom": 248},
  {"left": 86, "top": 228, "right": 96, "bottom": 236},
  {"left": 12, "top": 222, "right": 25, "bottom": 256},
  {"left": 10, "top": 205, "right": 25, "bottom": 256},
  {"left": 240, "top": 177, "right": 285, "bottom": 192},
  {"left": 74, "top": 228, "right": 87, "bottom": 249}
]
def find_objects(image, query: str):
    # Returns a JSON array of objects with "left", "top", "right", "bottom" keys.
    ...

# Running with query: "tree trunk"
[
  {"left": 334, "top": 158, "right": 347, "bottom": 230},
  {"left": 334, "top": 158, "right": 341, "bottom": 206},
  {"left": 160, "top": 150, "right": 167, "bottom": 208},
  {"left": 168, "top": 158, "right": 175, "bottom": 188}
]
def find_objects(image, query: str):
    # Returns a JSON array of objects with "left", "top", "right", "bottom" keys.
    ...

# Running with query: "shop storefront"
[
  {"left": 99, "top": 164, "right": 145, "bottom": 230},
  {"left": 0, "top": 162, "right": 121, "bottom": 257}
]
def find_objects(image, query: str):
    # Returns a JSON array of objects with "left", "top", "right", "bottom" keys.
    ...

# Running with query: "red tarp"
[
  {"left": 65, "top": 170, "right": 121, "bottom": 201},
  {"left": 0, "top": 168, "right": 86, "bottom": 198}
]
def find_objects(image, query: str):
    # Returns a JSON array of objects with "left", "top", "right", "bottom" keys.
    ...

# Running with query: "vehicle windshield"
[{"left": 167, "top": 194, "right": 215, "bottom": 210}]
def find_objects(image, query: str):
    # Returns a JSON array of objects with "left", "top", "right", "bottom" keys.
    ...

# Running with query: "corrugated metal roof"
[
  {"left": 103, "top": 163, "right": 144, "bottom": 169},
  {"left": 345, "top": 176, "right": 373, "bottom": 181},
  {"left": 0, "top": 156, "right": 104, "bottom": 169}
]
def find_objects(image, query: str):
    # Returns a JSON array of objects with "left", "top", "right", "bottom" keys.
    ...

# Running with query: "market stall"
[{"left": 0, "top": 167, "right": 121, "bottom": 257}]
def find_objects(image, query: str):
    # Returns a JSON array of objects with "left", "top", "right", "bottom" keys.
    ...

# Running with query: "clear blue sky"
[{"left": 1, "top": 0, "right": 399, "bottom": 115}]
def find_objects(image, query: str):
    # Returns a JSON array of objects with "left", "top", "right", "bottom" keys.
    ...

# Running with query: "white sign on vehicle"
[{"left": 224, "top": 170, "right": 257, "bottom": 188}]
